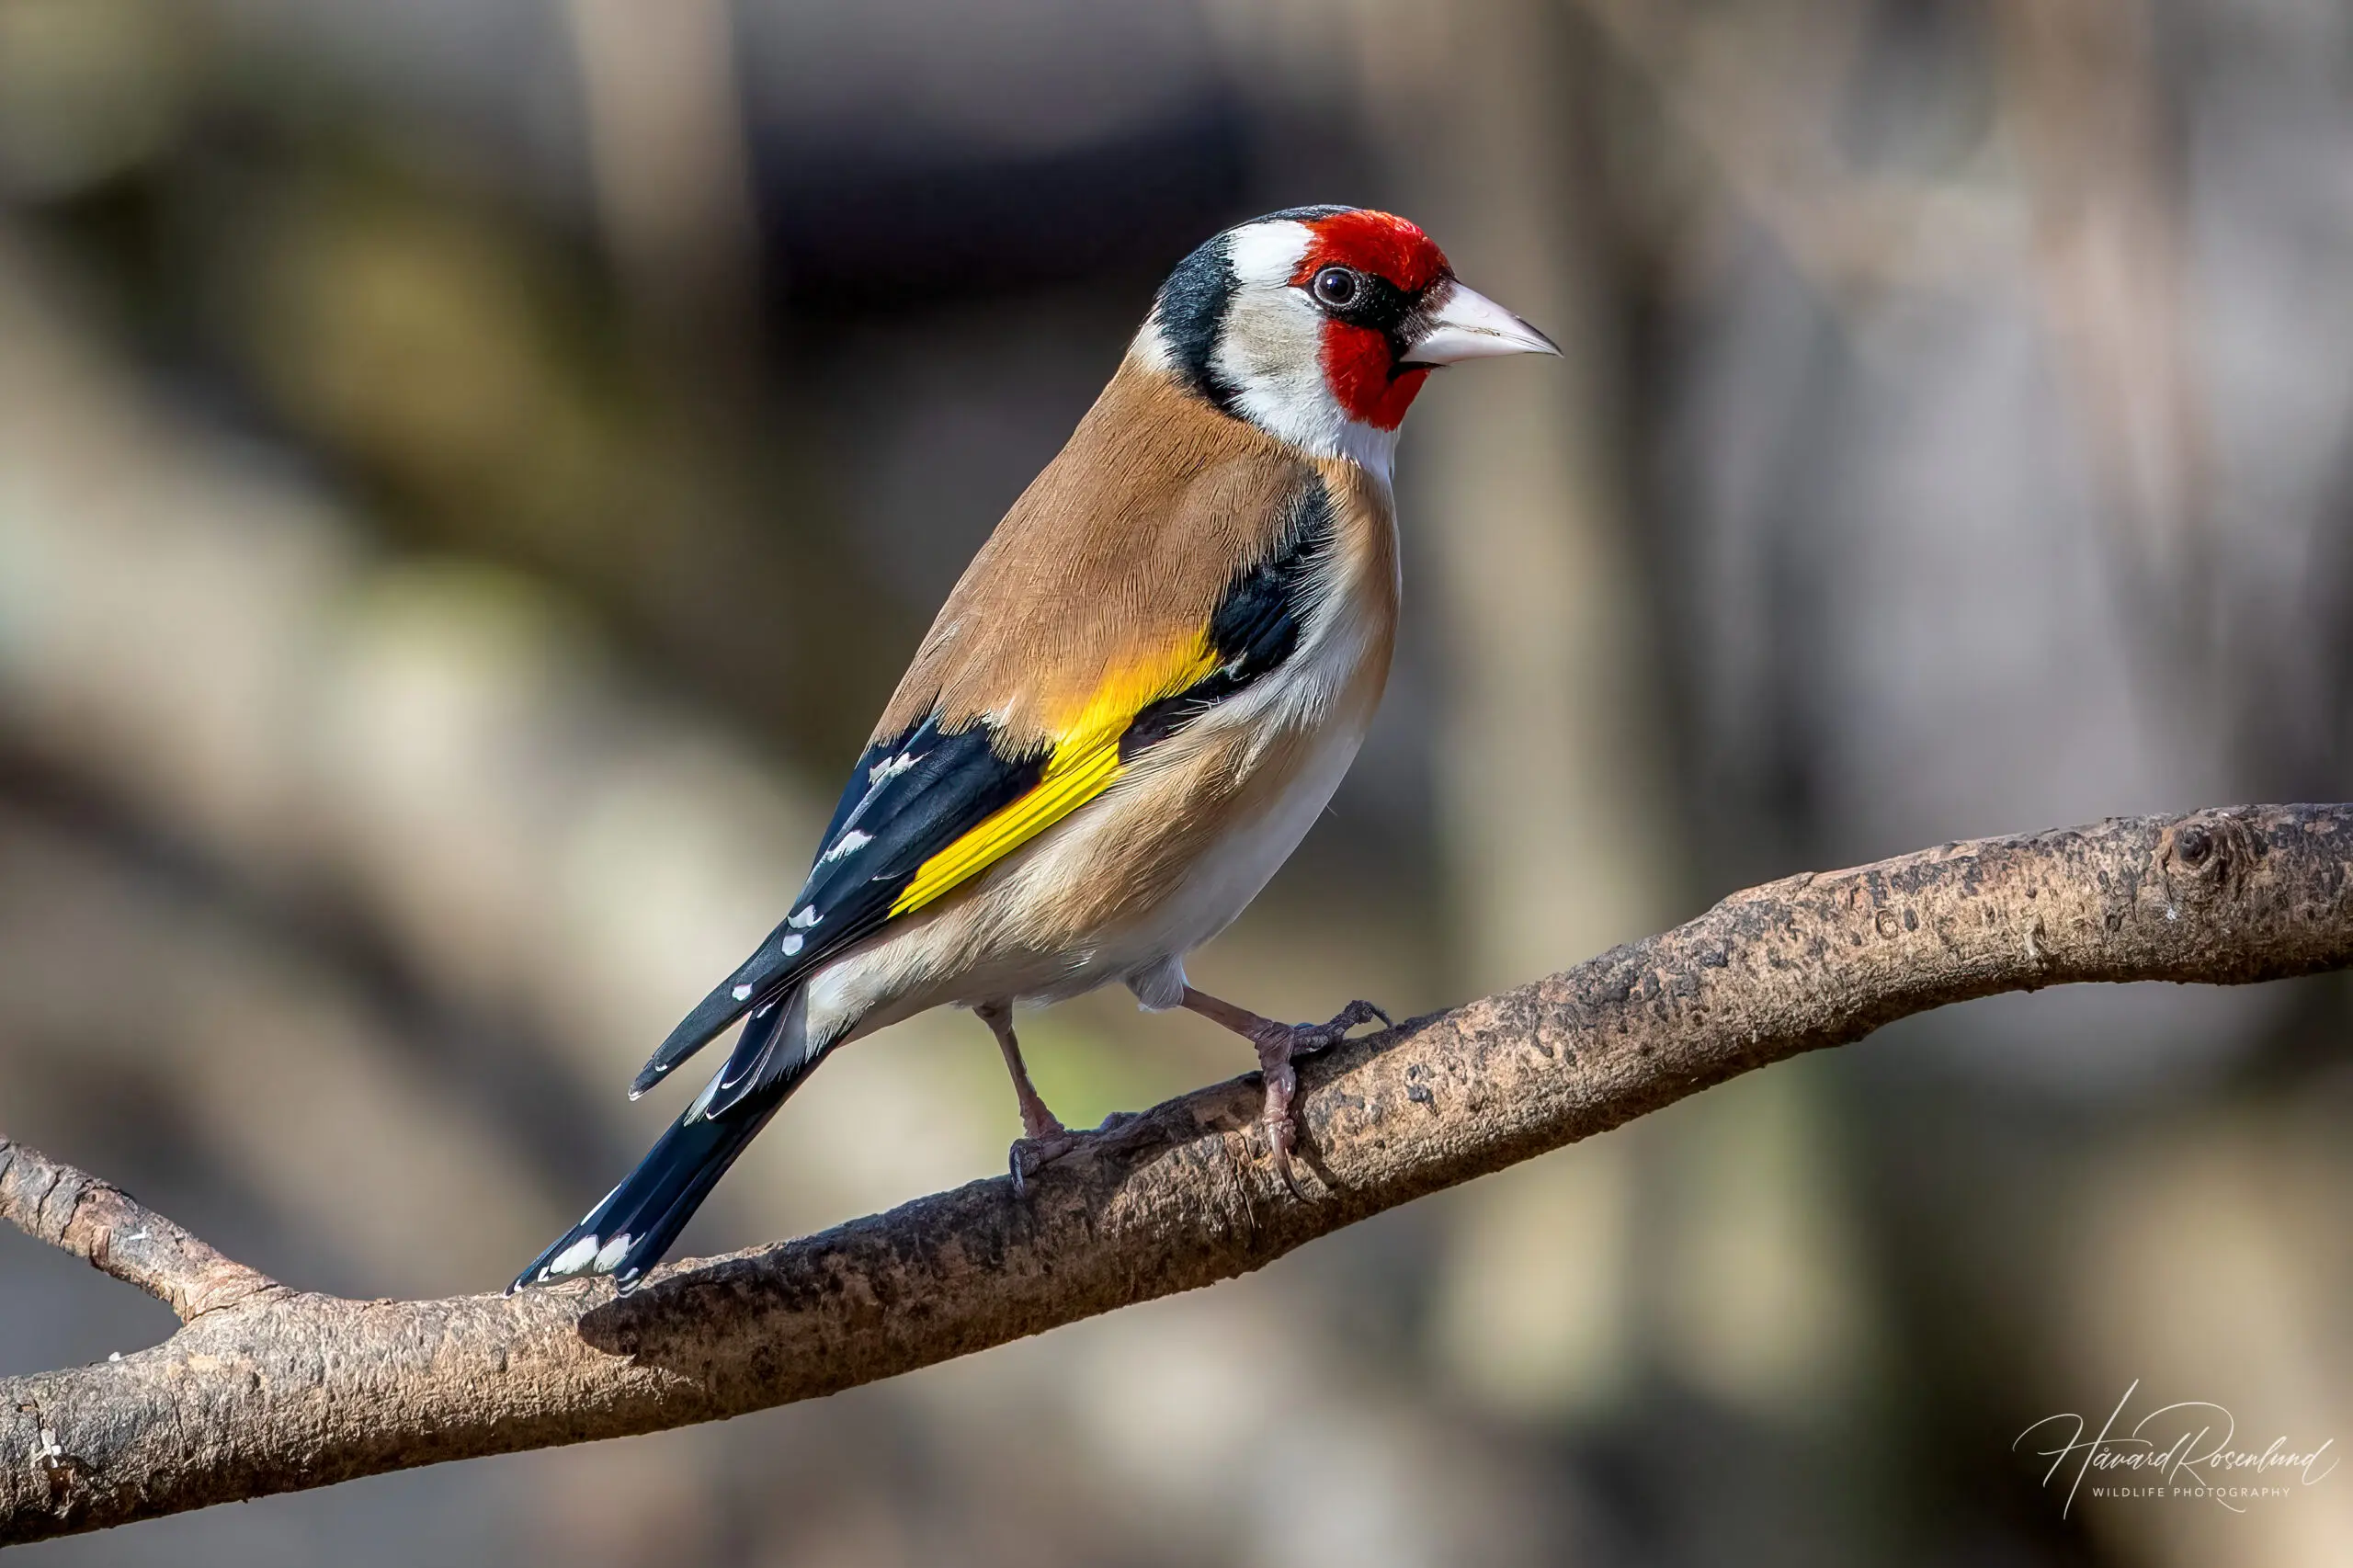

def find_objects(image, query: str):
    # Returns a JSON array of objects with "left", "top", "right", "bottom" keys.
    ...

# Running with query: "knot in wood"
[{"left": 2158, "top": 811, "right": 2261, "bottom": 905}]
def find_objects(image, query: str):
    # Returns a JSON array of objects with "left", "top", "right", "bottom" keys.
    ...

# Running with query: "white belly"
[{"left": 1081, "top": 710, "right": 1369, "bottom": 1004}]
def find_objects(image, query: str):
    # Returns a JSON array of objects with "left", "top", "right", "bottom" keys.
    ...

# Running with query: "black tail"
[{"left": 512, "top": 991, "right": 821, "bottom": 1293}]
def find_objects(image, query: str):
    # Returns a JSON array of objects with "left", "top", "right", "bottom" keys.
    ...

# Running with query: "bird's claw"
[
  {"left": 1243, "top": 997, "right": 1392, "bottom": 1068},
  {"left": 1247, "top": 999, "right": 1390, "bottom": 1191},
  {"left": 1291, "top": 998, "right": 1392, "bottom": 1057},
  {"left": 1007, "top": 1130, "right": 1078, "bottom": 1195},
  {"left": 1004, "top": 1107, "right": 1148, "bottom": 1195}
]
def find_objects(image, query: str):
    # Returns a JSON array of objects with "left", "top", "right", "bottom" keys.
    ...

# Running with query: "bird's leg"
[
  {"left": 1180, "top": 986, "right": 1391, "bottom": 1165},
  {"left": 976, "top": 1001, "right": 1075, "bottom": 1190},
  {"left": 979, "top": 1000, "right": 1065, "bottom": 1140}
]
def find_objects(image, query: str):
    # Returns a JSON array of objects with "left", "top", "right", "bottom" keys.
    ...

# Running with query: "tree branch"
[
  {"left": 6, "top": 805, "right": 2351, "bottom": 1545},
  {"left": 0, "top": 1141, "right": 279, "bottom": 1324}
]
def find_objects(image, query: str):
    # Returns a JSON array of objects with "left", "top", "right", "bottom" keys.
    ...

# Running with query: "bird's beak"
[{"left": 1402, "top": 279, "right": 1562, "bottom": 367}]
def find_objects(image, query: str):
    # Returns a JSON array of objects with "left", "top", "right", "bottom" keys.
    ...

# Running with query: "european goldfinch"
[{"left": 516, "top": 206, "right": 1558, "bottom": 1292}]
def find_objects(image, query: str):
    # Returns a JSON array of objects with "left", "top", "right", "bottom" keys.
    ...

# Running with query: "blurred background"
[{"left": 4, "top": 0, "right": 2352, "bottom": 1562}]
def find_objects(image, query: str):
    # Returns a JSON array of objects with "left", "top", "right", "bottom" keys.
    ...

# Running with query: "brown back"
[{"left": 878, "top": 361, "right": 1319, "bottom": 748}]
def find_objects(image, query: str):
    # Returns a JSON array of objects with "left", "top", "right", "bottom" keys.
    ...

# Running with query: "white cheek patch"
[
  {"left": 1215, "top": 289, "right": 1324, "bottom": 424},
  {"left": 1210, "top": 220, "right": 1403, "bottom": 483},
  {"left": 1219, "top": 223, "right": 1317, "bottom": 408}
]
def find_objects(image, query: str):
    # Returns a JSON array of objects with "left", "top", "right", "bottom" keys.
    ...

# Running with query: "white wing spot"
[
  {"left": 870, "top": 751, "right": 920, "bottom": 785},
  {"left": 780, "top": 933, "right": 804, "bottom": 956},
  {"left": 789, "top": 905, "right": 820, "bottom": 929},
  {"left": 732, "top": 983, "right": 752, "bottom": 1001},
  {"left": 549, "top": 1235, "right": 599, "bottom": 1277},
  {"left": 821, "top": 830, "right": 871, "bottom": 864}
]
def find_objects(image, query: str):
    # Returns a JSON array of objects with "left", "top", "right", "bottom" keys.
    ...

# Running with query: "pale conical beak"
[{"left": 1403, "top": 279, "right": 1562, "bottom": 366}]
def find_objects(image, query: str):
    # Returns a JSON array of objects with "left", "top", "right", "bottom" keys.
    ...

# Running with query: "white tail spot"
[{"left": 549, "top": 1235, "right": 599, "bottom": 1277}]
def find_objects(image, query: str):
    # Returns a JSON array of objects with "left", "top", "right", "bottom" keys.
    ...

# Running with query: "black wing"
[
  {"left": 1123, "top": 478, "right": 1335, "bottom": 756},
  {"left": 629, "top": 716, "right": 1044, "bottom": 1098}
]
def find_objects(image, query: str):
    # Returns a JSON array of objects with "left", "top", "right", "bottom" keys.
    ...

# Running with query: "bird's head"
[{"left": 1136, "top": 205, "right": 1559, "bottom": 474}]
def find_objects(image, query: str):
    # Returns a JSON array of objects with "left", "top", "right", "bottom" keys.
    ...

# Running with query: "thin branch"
[
  {"left": 6, "top": 805, "right": 2352, "bottom": 1545},
  {"left": 0, "top": 1140, "right": 278, "bottom": 1324}
]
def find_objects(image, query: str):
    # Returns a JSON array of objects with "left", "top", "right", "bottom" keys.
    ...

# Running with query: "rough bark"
[{"left": 6, "top": 804, "right": 2351, "bottom": 1545}]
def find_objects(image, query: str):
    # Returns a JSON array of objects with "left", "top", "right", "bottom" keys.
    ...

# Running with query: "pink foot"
[{"left": 1245, "top": 999, "right": 1391, "bottom": 1168}]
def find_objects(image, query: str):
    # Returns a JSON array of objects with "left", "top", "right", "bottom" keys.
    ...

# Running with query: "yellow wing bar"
[
  {"left": 887, "top": 636, "right": 1222, "bottom": 917},
  {"left": 889, "top": 732, "right": 1124, "bottom": 915}
]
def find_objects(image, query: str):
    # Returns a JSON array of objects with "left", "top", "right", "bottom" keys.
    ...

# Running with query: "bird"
[{"left": 512, "top": 205, "right": 1559, "bottom": 1293}]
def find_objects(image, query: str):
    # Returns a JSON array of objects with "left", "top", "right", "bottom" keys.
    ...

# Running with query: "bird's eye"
[{"left": 1311, "top": 267, "right": 1362, "bottom": 309}]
